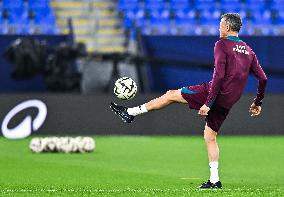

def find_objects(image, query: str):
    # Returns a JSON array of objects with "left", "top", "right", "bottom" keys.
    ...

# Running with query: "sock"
[
  {"left": 209, "top": 161, "right": 219, "bottom": 184},
  {"left": 127, "top": 104, "right": 148, "bottom": 116}
]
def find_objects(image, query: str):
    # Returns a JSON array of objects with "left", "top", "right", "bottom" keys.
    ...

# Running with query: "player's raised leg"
[
  {"left": 199, "top": 125, "right": 222, "bottom": 189},
  {"left": 145, "top": 89, "right": 188, "bottom": 111},
  {"left": 110, "top": 89, "right": 187, "bottom": 123}
]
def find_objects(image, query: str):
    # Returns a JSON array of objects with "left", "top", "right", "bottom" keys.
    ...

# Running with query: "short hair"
[{"left": 221, "top": 13, "right": 242, "bottom": 33}]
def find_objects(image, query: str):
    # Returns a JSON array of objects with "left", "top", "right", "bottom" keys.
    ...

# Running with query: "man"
[{"left": 110, "top": 13, "right": 267, "bottom": 189}]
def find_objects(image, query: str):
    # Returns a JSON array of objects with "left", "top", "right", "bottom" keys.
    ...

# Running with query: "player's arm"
[
  {"left": 199, "top": 41, "right": 226, "bottom": 116},
  {"left": 249, "top": 52, "right": 268, "bottom": 117}
]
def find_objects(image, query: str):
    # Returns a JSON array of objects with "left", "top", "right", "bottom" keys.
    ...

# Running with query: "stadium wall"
[{"left": 0, "top": 93, "right": 283, "bottom": 137}]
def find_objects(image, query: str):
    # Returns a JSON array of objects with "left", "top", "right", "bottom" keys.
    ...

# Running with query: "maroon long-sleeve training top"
[{"left": 205, "top": 36, "right": 268, "bottom": 109}]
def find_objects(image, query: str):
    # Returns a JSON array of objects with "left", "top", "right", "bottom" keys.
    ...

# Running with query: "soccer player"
[{"left": 110, "top": 13, "right": 267, "bottom": 189}]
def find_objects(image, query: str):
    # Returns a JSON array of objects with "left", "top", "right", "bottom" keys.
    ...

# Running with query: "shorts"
[{"left": 180, "top": 83, "right": 230, "bottom": 132}]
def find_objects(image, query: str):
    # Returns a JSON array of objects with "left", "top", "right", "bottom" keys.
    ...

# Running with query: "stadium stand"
[
  {"left": 1, "top": 0, "right": 284, "bottom": 52},
  {"left": 117, "top": 0, "right": 284, "bottom": 36},
  {"left": 0, "top": 0, "right": 128, "bottom": 52}
]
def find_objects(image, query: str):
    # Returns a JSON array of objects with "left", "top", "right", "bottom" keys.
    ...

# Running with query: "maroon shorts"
[{"left": 180, "top": 83, "right": 230, "bottom": 132}]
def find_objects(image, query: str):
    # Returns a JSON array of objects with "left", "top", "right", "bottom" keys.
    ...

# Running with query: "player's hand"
[
  {"left": 198, "top": 104, "right": 210, "bottom": 116},
  {"left": 249, "top": 103, "right": 261, "bottom": 117}
]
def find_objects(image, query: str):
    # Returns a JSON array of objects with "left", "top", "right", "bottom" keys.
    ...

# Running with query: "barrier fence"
[{"left": 0, "top": 93, "right": 283, "bottom": 138}]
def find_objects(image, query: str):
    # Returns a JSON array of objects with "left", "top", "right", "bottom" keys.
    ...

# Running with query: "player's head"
[{"left": 219, "top": 13, "right": 242, "bottom": 38}]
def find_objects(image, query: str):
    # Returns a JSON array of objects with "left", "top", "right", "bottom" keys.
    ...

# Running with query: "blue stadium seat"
[
  {"left": 245, "top": 0, "right": 271, "bottom": 10},
  {"left": 175, "top": 17, "right": 196, "bottom": 25},
  {"left": 0, "top": 10, "right": 3, "bottom": 27},
  {"left": 1, "top": 8, "right": 27, "bottom": 24},
  {"left": 135, "top": 9, "right": 150, "bottom": 20},
  {"left": 248, "top": 10, "right": 272, "bottom": 25},
  {"left": 28, "top": 0, "right": 50, "bottom": 8},
  {"left": 175, "top": 7, "right": 196, "bottom": 20},
  {"left": 194, "top": 0, "right": 217, "bottom": 9},
  {"left": 135, "top": 17, "right": 151, "bottom": 28},
  {"left": 220, "top": 0, "right": 240, "bottom": 2},
  {"left": 246, "top": 0, "right": 270, "bottom": 3},
  {"left": 198, "top": 8, "right": 221, "bottom": 25},
  {"left": 275, "top": 10, "right": 284, "bottom": 24},
  {"left": 124, "top": 8, "right": 140, "bottom": 20},
  {"left": 220, "top": 3, "right": 242, "bottom": 12},
  {"left": 2, "top": 0, "right": 23, "bottom": 9},
  {"left": 169, "top": 0, "right": 190, "bottom": 9},
  {"left": 271, "top": 0, "right": 284, "bottom": 9},
  {"left": 144, "top": 0, "right": 164, "bottom": 3},
  {"left": 144, "top": 0, "right": 165, "bottom": 9},
  {"left": 149, "top": 8, "right": 170, "bottom": 19},
  {"left": 150, "top": 17, "right": 170, "bottom": 27},
  {"left": 272, "top": 0, "right": 284, "bottom": 2},
  {"left": 123, "top": 17, "right": 134, "bottom": 29},
  {"left": 32, "top": 8, "right": 55, "bottom": 25},
  {"left": 175, "top": 10, "right": 197, "bottom": 26},
  {"left": 118, "top": 0, "right": 139, "bottom": 3},
  {"left": 118, "top": 1, "right": 138, "bottom": 11},
  {"left": 195, "top": 0, "right": 216, "bottom": 2}
]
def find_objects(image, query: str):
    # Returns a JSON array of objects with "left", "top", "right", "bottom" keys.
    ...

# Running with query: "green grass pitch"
[{"left": 0, "top": 136, "right": 283, "bottom": 196}]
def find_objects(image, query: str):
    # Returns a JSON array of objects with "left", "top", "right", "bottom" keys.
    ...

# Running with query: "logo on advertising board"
[{"left": 1, "top": 99, "right": 47, "bottom": 139}]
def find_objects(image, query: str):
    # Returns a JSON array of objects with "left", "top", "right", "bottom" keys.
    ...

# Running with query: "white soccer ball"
[
  {"left": 114, "top": 77, "right": 137, "bottom": 100},
  {"left": 73, "top": 136, "right": 85, "bottom": 153},
  {"left": 60, "top": 137, "right": 73, "bottom": 153},
  {"left": 82, "top": 137, "right": 95, "bottom": 152},
  {"left": 46, "top": 137, "right": 58, "bottom": 152},
  {"left": 29, "top": 138, "right": 44, "bottom": 153}
]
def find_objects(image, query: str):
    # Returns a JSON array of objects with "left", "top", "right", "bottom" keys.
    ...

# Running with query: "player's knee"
[
  {"left": 204, "top": 130, "right": 217, "bottom": 144},
  {"left": 165, "top": 90, "right": 180, "bottom": 102}
]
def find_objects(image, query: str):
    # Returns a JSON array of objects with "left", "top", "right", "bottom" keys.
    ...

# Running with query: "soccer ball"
[
  {"left": 46, "top": 137, "right": 58, "bottom": 152},
  {"left": 60, "top": 137, "right": 73, "bottom": 153},
  {"left": 82, "top": 137, "right": 95, "bottom": 152},
  {"left": 29, "top": 138, "right": 44, "bottom": 153},
  {"left": 114, "top": 77, "right": 137, "bottom": 100}
]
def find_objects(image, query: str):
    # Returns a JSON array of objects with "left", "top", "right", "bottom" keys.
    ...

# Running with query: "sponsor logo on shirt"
[{"left": 233, "top": 45, "right": 249, "bottom": 55}]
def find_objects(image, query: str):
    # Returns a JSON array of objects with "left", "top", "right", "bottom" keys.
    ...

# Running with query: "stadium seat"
[
  {"left": 176, "top": 8, "right": 197, "bottom": 20},
  {"left": 123, "top": 8, "right": 139, "bottom": 20},
  {"left": 2, "top": 0, "right": 23, "bottom": 9},
  {"left": 272, "top": 0, "right": 284, "bottom": 3},
  {"left": 118, "top": 1, "right": 138, "bottom": 11},
  {"left": 30, "top": 7, "right": 55, "bottom": 23},
  {"left": 271, "top": 1, "right": 284, "bottom": 9},
  {"left": 197, "top": 8, "right": 220, "bottom": 25},
  {"left": 2, "top": 8, "right": 27, "bottom": 24},
  {"left": 195, "top": 0, "right": 216, "bottom": 3},
  {"left": 175, "top": 17, "right": 197, "bottom": 26},
  {"left": 220, "top": 2, "right": 242, "bottom": 12},
  {"left": 28, "top": 0, "right": 50, "bottom": 9},
  {"left": 123, "top": 17, "right": 134, "bottom": 29},
  {"left": 195, "top": 0, "right": 217, "bottom": 9},
  {"left": 248, "top": 9, "right": 272, "bottom": 25},
  {"left": 144, "top": 4, "right": 165, "bottom": 11},
  {"left": 169, "top": 0, "right": 190, "bottom": 9},
  {"left": 246, "top": 0, "right": 271, "bottom": 10},
  {"left": 275, "top": 10, "right": 284, "bottom": 24},
  {"left": 144, "top": 0, "right": 165, "bottom": 9}
]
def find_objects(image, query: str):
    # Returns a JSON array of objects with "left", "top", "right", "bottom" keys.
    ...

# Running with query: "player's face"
[{"left": 219, "top": 18, "right": 229, "bottom": 38}]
